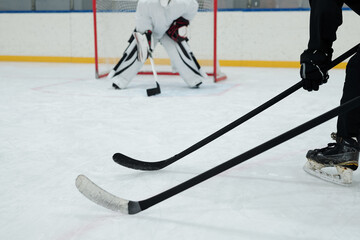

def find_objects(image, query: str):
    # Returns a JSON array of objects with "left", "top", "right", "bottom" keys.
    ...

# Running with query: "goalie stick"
[
  {"left": 113, "top": 44, "right": 360, "bottom": 170},
  {"left": 146, "top": 55, "right": 161, "bottom": 97},
  {"left": 76, "top": 96, "right": 360, "bottom": 214},
  {"left": 132, "top": 31, "right": 161, "bottom": 97}
]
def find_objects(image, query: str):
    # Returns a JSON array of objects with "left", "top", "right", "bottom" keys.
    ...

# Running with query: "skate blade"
[{"left": 303, "top": 161, "right": 353, "bottom": 186}]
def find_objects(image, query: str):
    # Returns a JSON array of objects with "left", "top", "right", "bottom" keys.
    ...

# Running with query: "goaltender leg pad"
[
  {"left": 160, "top": 35, "right": 206, "bottom": 88},
  {"left": 108, "top": 35, "right": 144, "bottom": 89}
]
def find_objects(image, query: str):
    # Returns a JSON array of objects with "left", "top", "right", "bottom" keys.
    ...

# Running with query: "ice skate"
[{"left": 303, "top": 133, "right": 359, "bottom": 185}]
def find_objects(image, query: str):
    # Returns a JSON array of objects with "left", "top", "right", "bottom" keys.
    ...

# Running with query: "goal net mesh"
[{"left": 93, "top": 0, "right": 225, "bottom": 81}]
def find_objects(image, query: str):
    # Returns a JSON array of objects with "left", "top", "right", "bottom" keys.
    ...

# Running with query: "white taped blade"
[{"left": 75, "top": 174, "right": 130, "bottom": 214}]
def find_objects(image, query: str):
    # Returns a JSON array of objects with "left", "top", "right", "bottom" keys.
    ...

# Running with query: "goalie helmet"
[{"left": 160, "top": 0, "right": 171, "bottom": 7}]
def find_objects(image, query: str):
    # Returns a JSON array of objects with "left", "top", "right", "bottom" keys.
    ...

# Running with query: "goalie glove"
[
  {"left": 166, "top": 17, "right": 190, "bottom": 42},
  {"left": 133, "top": 30, "right": 153, "bottom": 63}
]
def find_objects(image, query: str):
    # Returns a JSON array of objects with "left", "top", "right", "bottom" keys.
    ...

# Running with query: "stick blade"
[
  {"left": 146, "top": 82, "right": 161, "bottom": 96},
  {"left": 75, "top": 174, "right": 141, "bottom": 214},
  {"left": 112, "top": 153, "right": 167, "bottom": 171}
]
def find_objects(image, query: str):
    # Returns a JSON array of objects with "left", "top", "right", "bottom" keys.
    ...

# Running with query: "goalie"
[{"left": 109, "top": 0, "right": 207, "bottom": 90}]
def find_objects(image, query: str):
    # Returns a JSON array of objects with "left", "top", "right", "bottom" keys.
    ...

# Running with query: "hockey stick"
[
  {"left": 146, "top": 55, "right": 161, "bottom": 96},
  {"left": 113, "top": 43, "right": 360, "bottom": 170},
  {"left": 77, "top": 96, "right": 360, "bottom": 214}
]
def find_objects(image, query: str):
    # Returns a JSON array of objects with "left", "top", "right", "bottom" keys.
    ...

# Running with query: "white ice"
[{"left": 0, "top": 62, "right": 359, "bottom": 240}]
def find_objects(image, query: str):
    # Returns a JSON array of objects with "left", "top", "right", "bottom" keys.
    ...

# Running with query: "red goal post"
[{"left": 92, "top": 0, "right": 226, "bottom": 82}]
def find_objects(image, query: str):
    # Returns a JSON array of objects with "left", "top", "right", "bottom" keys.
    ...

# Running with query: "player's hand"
[
  {"left": 166, "top": 17, "right": 190, "bottom": 42},
  {"left": 300, "top": 49, "right": 331, "bottom": 91}
]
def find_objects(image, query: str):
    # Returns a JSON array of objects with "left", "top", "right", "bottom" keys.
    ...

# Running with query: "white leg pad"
[
  {"left": 160, "top": 35, "right": 205, "bottom": 87},
  {"left": 108, "top": 37, "right": 144, "bottom": 89}
]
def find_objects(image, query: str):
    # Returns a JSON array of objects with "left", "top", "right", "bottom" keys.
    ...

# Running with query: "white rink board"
[{"left": 0, "top": 10, "right": 359, "bottom": 61}]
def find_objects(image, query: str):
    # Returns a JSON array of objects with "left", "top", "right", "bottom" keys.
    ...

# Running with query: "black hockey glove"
[
  {"left": 166, "top": 17, "right": 190, "bottom": 42},
  {"left": 300, "top": 49, "right": 331, "bottom": 91}
]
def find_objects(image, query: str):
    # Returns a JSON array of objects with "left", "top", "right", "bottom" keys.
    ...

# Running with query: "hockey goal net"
[{"left": 92, "top": 0, "right": 226, "bottom": 82}]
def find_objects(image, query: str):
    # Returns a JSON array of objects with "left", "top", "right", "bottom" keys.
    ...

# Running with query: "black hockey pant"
[{"left": 337, "top": 47, "right": 360, "bottom": 141}]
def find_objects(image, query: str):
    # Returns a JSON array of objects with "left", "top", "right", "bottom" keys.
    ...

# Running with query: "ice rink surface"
[{"left": 1, "top": 62, "right": 359, "bottom": 240}]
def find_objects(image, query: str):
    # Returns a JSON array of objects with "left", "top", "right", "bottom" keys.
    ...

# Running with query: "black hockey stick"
[
  {"left": 77, "top": 96, "right": 360, "bottom": 214},
  {"left": 113, "top": 44, "right": 360, "bottom": 170}
]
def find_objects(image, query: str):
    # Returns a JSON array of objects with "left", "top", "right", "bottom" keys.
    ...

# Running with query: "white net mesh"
[
  {"left": 96, "top": 0, "right": 138, "bottom": 12},
  {"left": 96, "top": 0, "right": 213, "bottom": 12}
]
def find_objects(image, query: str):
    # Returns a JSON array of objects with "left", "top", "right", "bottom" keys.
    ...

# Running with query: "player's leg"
[
  {"left": 160, "top": 35, "right": 206, "bottom": 88},
  {"left": 108, "top": 34, "right": 144, "bottom": 89},
  {"left": 337, "top": 50, "right": 360, "bottom": 141},
  {"left": 304, "top": 51, "right": 360, "bottom": 184}
]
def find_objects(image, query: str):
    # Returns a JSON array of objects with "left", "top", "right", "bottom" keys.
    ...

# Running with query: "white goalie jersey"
[{"left": 135, "top": 0, "right": 198, "bottom": 40}]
